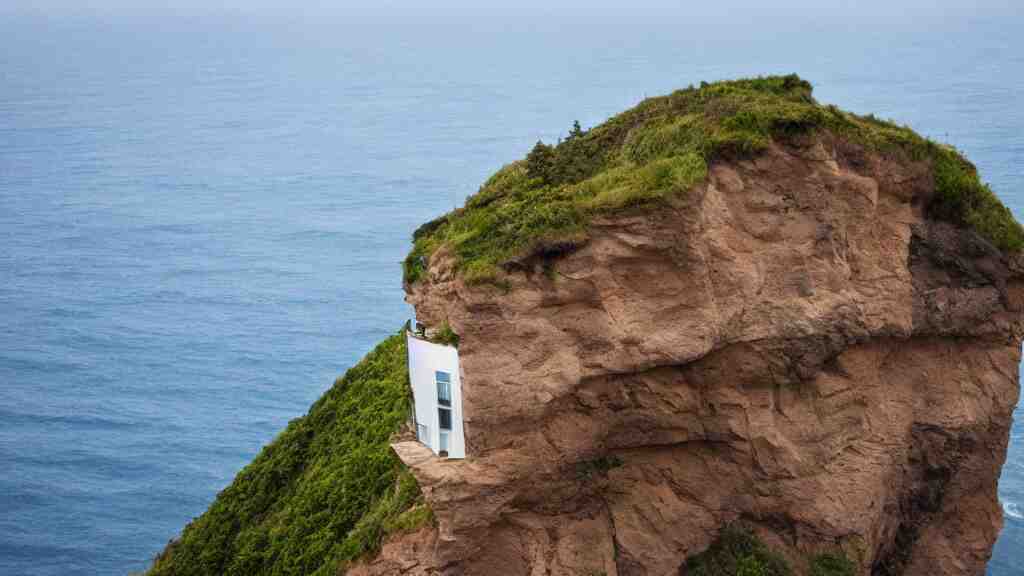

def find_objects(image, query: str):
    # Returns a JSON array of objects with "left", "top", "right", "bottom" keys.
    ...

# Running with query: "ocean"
[{"left": 1, "top": 3, "right": 1022, "bottom": 574}]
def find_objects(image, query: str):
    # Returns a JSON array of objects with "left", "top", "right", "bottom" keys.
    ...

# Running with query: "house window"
[
  {"left": 436, "top": 371, "right": 451, "bottom": 407},
  {"left": 435, "top": 371, "right": 453, "bottom": 432}
]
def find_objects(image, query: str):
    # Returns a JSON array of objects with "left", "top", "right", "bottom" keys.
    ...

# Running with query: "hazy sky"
[
  {"left": 2, "top": 0, "right": 1019, "bottom": 27},
  {"left": 0, "top": 0, "right": 1017, "bottom": 76}
]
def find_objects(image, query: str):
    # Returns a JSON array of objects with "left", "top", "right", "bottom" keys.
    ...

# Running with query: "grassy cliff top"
[
  {"left": 404, "top": 75, "right": 1023, "bottom": 285},
  {"left": 147, "top": 333, "right": 431, "bottom": 576}
]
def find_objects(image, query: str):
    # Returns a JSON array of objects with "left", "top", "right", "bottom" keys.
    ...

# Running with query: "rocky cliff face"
[{"left": 355, "top": 136, "right": 1024, "bottom": 576}]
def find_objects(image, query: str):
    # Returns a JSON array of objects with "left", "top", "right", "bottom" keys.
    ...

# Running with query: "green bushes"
[
  {"left": 681, "top": 525, "right": 858, "bottom": 576},
  {"left": 574, "top": 455, "right": 624, "bottom": 480},
  {"left": 405, "top": 74, "right": 1022, "bottom": 286},
  {"left": 148, "top": 333, "right": 424, "bottom": 576},
  {"left": 526, "top": 119, "right": 607, "bottom": 187},
  {"left": 431, "top": 322, "right": 460, "bottom": 347},
  {"left": 808, "top": 552, "right": 856, "bottom": 576},
  {"left": 682, "top": 525, "right": 791, "bottom": 576}
]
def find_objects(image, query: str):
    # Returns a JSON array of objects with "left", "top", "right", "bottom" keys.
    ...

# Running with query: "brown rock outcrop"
[{"left": 357, "top": 137, "right": 1024, "bottom": 576}]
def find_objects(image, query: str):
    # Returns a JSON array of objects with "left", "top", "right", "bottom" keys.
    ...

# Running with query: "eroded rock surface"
[{"left": 366, "top": 138, "right": 1024, "bottom": 576}]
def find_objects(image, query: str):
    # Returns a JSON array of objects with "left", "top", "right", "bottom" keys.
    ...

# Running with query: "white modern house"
[{"left": 406, "top": 327, "right": 466, "bottom": 459}]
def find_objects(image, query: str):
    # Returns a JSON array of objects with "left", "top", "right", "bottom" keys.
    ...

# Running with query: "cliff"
[
  {"left": 376, "top": 76, "right": 1024, "bottom": 575},
  {"left": 147, "top": 76, "right": 1024, "bottom": 576}
]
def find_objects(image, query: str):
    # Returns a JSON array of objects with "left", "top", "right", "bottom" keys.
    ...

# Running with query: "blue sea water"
[{"left": 1, "top": 2, "right": 1023, "bottom": 574}]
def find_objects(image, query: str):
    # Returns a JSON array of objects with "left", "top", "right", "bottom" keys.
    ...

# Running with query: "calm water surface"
[{"left": 1, "top": 4, "right": 1022, "bottom": 574}]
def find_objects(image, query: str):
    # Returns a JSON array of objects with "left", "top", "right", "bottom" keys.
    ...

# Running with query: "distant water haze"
[{"left": 1, "top": 2, "right": 1023, "bottom": 574}]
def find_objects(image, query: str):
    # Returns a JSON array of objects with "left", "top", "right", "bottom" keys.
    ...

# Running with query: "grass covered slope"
[
  {"left": 404, "top": 75, "right": 1023, "bottom": 285},
  {"left": 148, "top": 333, "right": 430, "bottom": 576}
]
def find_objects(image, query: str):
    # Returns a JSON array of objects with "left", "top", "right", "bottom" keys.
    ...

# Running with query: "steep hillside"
[{"left": 147, "top": 334, "right": 432, "bottom": 576}]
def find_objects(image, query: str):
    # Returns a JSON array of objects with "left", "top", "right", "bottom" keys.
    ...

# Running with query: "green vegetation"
[
  {"left": 808, "top": 552, "right": 856, "bottom": 576},
  {"left": 929, "top": 145, "right": 1023, "bottom": 252},
  {"left": 431, "top": 322, "right": 460, "bottom": 348},
  {"left": 334, "top": 470, "right": 434, "bottom": 570},
  {"left": 574, "top": 454, "right": 624, "bottom": 479},
  {"left": 682, "top": 526, "right": 858, "bottom": 576},
  {"left": 148, "top": 333, "right": 427, "bottom": 576},
  {"left": 682, "top": 525, "right": 791, "bottom": 576},
  {"left": 405, "top": 74, "right": 1022, "bottom": 286}
]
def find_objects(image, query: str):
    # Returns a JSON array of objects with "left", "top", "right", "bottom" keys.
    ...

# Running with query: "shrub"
[
  {"left": 431, "top": 322, "right": 460, "bottom": 348},
  {"left": 809, "top": 552, "right": 856, "bottom": 576},
  {"left": 526, "top": 141, "right": 556, "bottom": 183},
  {"left": 574, "top": 455, "right": 624, "bottom": 479},
  {"left": 682, "top": 525, "right": 791, "bottom": 576}
]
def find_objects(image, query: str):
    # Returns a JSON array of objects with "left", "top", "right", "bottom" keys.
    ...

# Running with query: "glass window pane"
[
  {"left": 435, "top": 371, "right": 450, "bottom": 383},
  {"left": 437, "top": 380, "right": 451, "bottom": 406},
  {"left": 438, "top": 407, "right": 452, "bottom": 430}
]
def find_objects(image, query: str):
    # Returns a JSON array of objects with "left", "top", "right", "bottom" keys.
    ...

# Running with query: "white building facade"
[{"left": 406, "top": 330, "right": 466, "bottom": 459}]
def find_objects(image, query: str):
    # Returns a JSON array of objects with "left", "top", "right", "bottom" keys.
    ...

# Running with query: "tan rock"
[{"left": 372, "top": 139, "right": 1023, "bottom": 575}]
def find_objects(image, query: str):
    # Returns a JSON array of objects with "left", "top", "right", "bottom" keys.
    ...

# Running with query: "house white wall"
[{"left": 406, "top": 331, "right": 466, "bottom": 459}]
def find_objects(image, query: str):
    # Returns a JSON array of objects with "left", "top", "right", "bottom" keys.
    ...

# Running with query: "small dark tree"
[
  {"left": 526, "top": 140, "right": 555, "bottom": 184},
  {"left": 567, "top": 120, "right": 584, "bottom": 141},
  {"left": 553, "top": 120, "right": 593, "bottom": 184}
]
